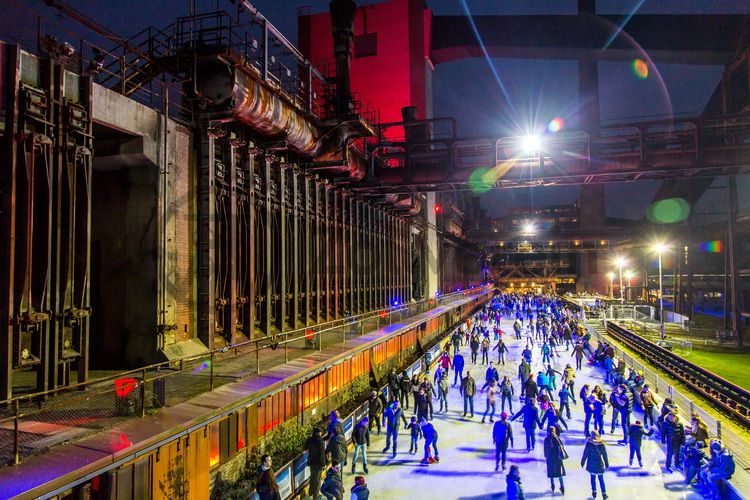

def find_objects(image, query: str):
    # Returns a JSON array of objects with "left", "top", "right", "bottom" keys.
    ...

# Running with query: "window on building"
[{"left": 354, "top": 32, "right": 377, "bottom": 57}]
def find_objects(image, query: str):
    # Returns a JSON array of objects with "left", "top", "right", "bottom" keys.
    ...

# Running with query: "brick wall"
[{"left": 173, "top": 126, "right": 193, "bottom": 342}]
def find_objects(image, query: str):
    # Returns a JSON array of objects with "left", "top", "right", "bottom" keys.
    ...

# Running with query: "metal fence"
[
  {"left": 586, "top": 320, "right": 750, "bottom": 471},
  {"left": 0, "top": 286, "right": 493, "bottom": 465}
]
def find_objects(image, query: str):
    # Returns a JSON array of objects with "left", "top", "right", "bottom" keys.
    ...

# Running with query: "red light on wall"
[{"left": 434, "top": 204, "right": 442, "bottom": 214}]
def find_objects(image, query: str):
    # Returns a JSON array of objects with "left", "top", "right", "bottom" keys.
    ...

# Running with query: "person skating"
[
  {"left": 367, "top": 391, "right": 383, "bottom": 435},
  {"left": 558, "top": 383, "right": 574, "bottom": 419},
  {"left": 608, "top": 388, "right": 620, "bottom": 435},
  {"left": 350, "top": 475, "right": 370, "bottom": 500},
  {"left": 494, "top": 337, "right": 509, "bottom": 365},
  {"left": 522, "top": 344, "right": 533, "bottom": 364},
  {"left": 572, "top": 342, "right": 586, "bottom": 370},
  {"left": 470, "top": 333, "right": 480, "bottom": 364},
  {"left": 406, "top": 415, "right": 422, "bottom": 454},
  {"left": 540, "top": 401, "right": 568, "bottom": 435},
  {"left": 543, "top": 426, "right": 568, "bottom": 494},
  {"left": 506, "top": 464, "right": 525, "bottom": 500},
  {"left": 615, "top": 384, "right": 633, "bottom": 444},
  {"left": 382, "top": 400, "right": 408, "bottom": 458},
  {"left": 321, "top": 461, "right": 344, "bottom": 500},
  {"left": 420, "top": 377, "right": 436, "bottom": 420},
  {"left": 452, "top": 350, "right": 465, "bottom": 386},
  {"left": 663, "top": 412, "right": 685, "bottom": 473},
  {"left": 481, "top": 336, "right": 490, "bottom": 365},
  {"left": 327, "top": 410, "right": 345, "bottom": 440},
  {"left": 437, "top": 371, "right": 450, "bottom": 413},
  {"left": 482, "top": 379, "right": 499, "bottom": 423},
  {"left": 420, "top": 418, "right": 440, "bottom": 464},
  {"left": 387, "top": 368, "right": 400, "bottom": 403},
  {"left": 639, "top": 385, "right": 656, "bottom": 428},
  {"left": 481, "top": 361, "right": 499, "bottom": 392},
  {"left": 461, "top": 371, "right": 476, "bottom": 418},
  {"left": 399, "top": 372, "right": 411, "bottom": 409},
  {"left": 500, "top": 375, "right": 515, "bottom": 413},
  {"left": 591, "top": 394, "right": 605, "bottom": 435},
  {"left": 581, "top": 430, "right": 610, "bottom": 499},
  {"left": 518, "top": 358, "right": 531, "bottom": 388},
  {"left": 414, "top": 388, "right": 429, "bottom": 423},
  {"left": 628, "top": 419, "right": 654, "bottom": 467},
  {"left": 327, "top": 427, "right": 348, "bottom": 471},
  {"left": 563, "top": 364, "right": 576, "bottom": 400},
  {"left": 305, "top": 428, "right": 326, "bottom": 499},
  {"left": 522, "top": 373, "right": 538, "bottom": 402},
  {"left": 351, "top": 417, "right": 370, "bottom": 475},
  {"left": 493, "top": 411, "right": 514, "bottom": 471},
  {"left": 511, "top": 398, "right": 541, "bottom": 451}
]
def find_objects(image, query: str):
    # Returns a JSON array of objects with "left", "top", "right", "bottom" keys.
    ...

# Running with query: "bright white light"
[
  {"left": 625, "top": 270, "right": 634, "bottom": 280},
  {"left": 653, "top": 242, "right": 669, "bottom": 254},
  {"left": 607, "top": 272, "right": 615, "bottom": 280},
  {"left": 522, "top": 221, "right": 536, "bottom": 236},
  {"left": 615, "top": 256, "right": 627, "bottom": 268},
  {"left": 521, "top": 135, "right": 541, "bottom": 154}
]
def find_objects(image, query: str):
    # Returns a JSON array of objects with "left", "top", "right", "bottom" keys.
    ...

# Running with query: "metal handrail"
[{"left": 0, "top": 286, "right": 490, "bottom": 408}]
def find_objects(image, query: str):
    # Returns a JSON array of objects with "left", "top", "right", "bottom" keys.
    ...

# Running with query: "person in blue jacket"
[
  {"left": 452, "top": 351, "right": 465, "bottom": 387},
  {"left": 511, "top": 398, "right": 541, "bottom": 451},
  {"left": 420, "top": 418, "right": 440, "bottom": 464}
]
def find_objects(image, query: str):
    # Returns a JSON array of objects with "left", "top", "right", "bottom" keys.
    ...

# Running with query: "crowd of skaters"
[{"left": 250, "top": 292, "right": 740, "bottom": 500}]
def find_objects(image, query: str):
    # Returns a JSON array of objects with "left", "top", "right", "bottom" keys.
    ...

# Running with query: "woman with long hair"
[
  {"left": 543, "top": 426, "right": 567, "bottom": 494},
  {"left": 581, "top": 430, "right": 609, "bottom": 499}
]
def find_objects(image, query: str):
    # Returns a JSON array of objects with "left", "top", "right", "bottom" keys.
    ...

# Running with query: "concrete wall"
[{"left": 90, "top": 83, "right": 202, "bottom": 368}]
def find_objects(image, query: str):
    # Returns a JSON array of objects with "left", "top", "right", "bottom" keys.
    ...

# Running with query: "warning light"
[{"left": 434, "top": 204, "right": 442, "bottom": 214}]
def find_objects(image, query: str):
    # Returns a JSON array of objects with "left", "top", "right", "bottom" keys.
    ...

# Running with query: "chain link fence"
[{"left": 586, "top": 320, "right": 750, "bottom": 471}]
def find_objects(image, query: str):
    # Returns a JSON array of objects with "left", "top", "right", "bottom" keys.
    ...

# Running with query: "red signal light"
[{"left": 434, "top": 204, "right": 442, "bottom": 214}]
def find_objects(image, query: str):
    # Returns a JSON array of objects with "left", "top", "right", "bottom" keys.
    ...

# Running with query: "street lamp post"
[
  {"left": 615, "top": 257, "right": 627, "bottom": 304},
  {"left": 624, "top": 270, "right": 634, "bottom": 302},
  {"left": 654, "top": 243, "right": 667, "bottom": 340},
  {"left": 607, "top": 272, "right": 615, "bottom": 299}
]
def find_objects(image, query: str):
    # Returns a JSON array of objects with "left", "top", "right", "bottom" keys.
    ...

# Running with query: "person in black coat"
[
  {"left": 326, "top": 427, "right": 348, "bottom": 471},
  {"left": 628, "top": 420, "right": 654, "bottom": 467},
  {"left": 581, "top": 430, "right": 609, "bottom": 499},
  {"left": 321, "top": 461, "right": 344, "bottom": 500},
  {"left": 511, "top": 398, "right": 541, "bottom": 451},
  {"left": 388, "top": 369, "right": 400, "bottom": 403},
  {"left": 543, "top": 426, "right": 567, "bottom": 494},
  {"left": 367, "top": 391, "right": 383, "bottom": 435},
  {"left": 663, "top": 412, "right": 685, "bottom": 473},
  {"left": 256, "top": 454, "right": 281, "bottom": 500},
  {"left": 305, "top": 428, "right": 326, "bottom": 499},
  {"left": 493, "top": 412, "right": 514, "bottom": 471}
]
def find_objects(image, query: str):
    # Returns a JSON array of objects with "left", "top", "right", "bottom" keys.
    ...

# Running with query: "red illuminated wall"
[{"left": 299, "top": 0, "right": 433, "bottom": 139}]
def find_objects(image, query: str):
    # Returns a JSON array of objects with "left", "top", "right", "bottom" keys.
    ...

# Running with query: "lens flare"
[
  {"left": 647, "top": 198, "right": 690, "bottom": 224},
  {"left": 547, "top": 117, "right": 565, "bottom": 133},
  {"left": 632, "top": 59, "right": 648, "bottom": 79},
  {"left": 698, "top": 240, "right": 724, "bottom": 253},
  {"left": 469, "top": 167, "right": 493, "bottom": 193}
]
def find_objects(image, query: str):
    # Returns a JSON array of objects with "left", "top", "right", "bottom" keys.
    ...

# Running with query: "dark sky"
[{"left": 3, "top": 0, "right": 748, "bottom": 219}]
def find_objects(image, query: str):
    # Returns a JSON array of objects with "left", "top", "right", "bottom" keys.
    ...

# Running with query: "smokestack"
[{"left": 329, "top": 0, "right": 357, "bottom": 118}]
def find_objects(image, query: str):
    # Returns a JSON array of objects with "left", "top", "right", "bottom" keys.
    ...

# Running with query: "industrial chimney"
[{"left": 329, "top": 0, "right": 357, "bottom": 118}]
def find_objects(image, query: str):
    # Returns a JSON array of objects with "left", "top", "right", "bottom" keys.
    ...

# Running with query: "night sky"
[{"left": 2, "top": 0, "right": 748, "bottom": 220}]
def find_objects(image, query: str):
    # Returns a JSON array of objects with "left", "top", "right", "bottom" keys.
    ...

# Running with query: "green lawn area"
[{"left": 682, "top": 350, "right": 750, "bottom": 391}]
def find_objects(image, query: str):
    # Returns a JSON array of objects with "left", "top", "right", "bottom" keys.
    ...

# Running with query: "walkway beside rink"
[{"left": 345, "top": 314, "right": 704, "bottom": 499}]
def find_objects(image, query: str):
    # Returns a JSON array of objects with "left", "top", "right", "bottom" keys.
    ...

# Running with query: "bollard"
[
  {"left": 209, "top": 351, "right": 215, "bottom": 390},
  {"left": 256, "top": 341, "right": 261, "bottom": 373},
  {"left": 284, "top": 333, "right": 289, "bottom": 362},
  {"left": 13, "top": 400, "right": 19, "bottom": 465},
  {"left": 140, "top": 369, "right": 147, "bottom": 417}
]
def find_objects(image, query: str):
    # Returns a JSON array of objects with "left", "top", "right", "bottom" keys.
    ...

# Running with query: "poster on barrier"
[
  {"left": 354, "top": 402, "right": 368, "bottom": 425},
  {"left": 277, "top": 464, "right": 293, "bottom": 500},
  {"left": 343, "top": 415, "right": 355, "bottom": 441},
  {"left": 293, "top": 452, "right": 310, "bottom": 492}
]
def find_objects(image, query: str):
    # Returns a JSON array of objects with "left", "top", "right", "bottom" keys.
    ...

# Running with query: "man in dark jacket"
[
  {"left": 367, "top": 391, "right": 383, "bottom": 435},
  {"left": 615, "top": 384, "right": 633, "bottom": 444},
  {"left": 523, "top": 374, "right": 538, "bottom": 401},
  {"left": 511, "top": 398, "right": 541, "bottom": 451},
  {"left": 461, "top": 371, "right": 476, "bottom": 417},
  {"left": 351, "top": 417, "right": 370, "bottom": 474},
  {"left": 306, "top": 427, "right": 326, "bottom": 499},
  {"left": 452, "top": 351, "right": 465, "bottom": 386},
  {"left": 399, "top": 373, "right": 411, "bottom": 409},
  {"left": 387, "top": 369, "right": 400, "bottom": 403},
  {"left": 663, "top": 413, "right": 685, "bottom": 473},
  {"left": 382, "top": 400, "right": 408, "bottom": 458},
  {"left": 493, "top": 412, "right": 514, "bottom": 471},
  {"left": 627, "top": 420, "right": 654, "bottom": 467},
  {"left": 321, "top": 461, "right": 343, "bottom": 500},
  {"left": 326, "top": 427, "right": 348, "bottom": 472}
]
